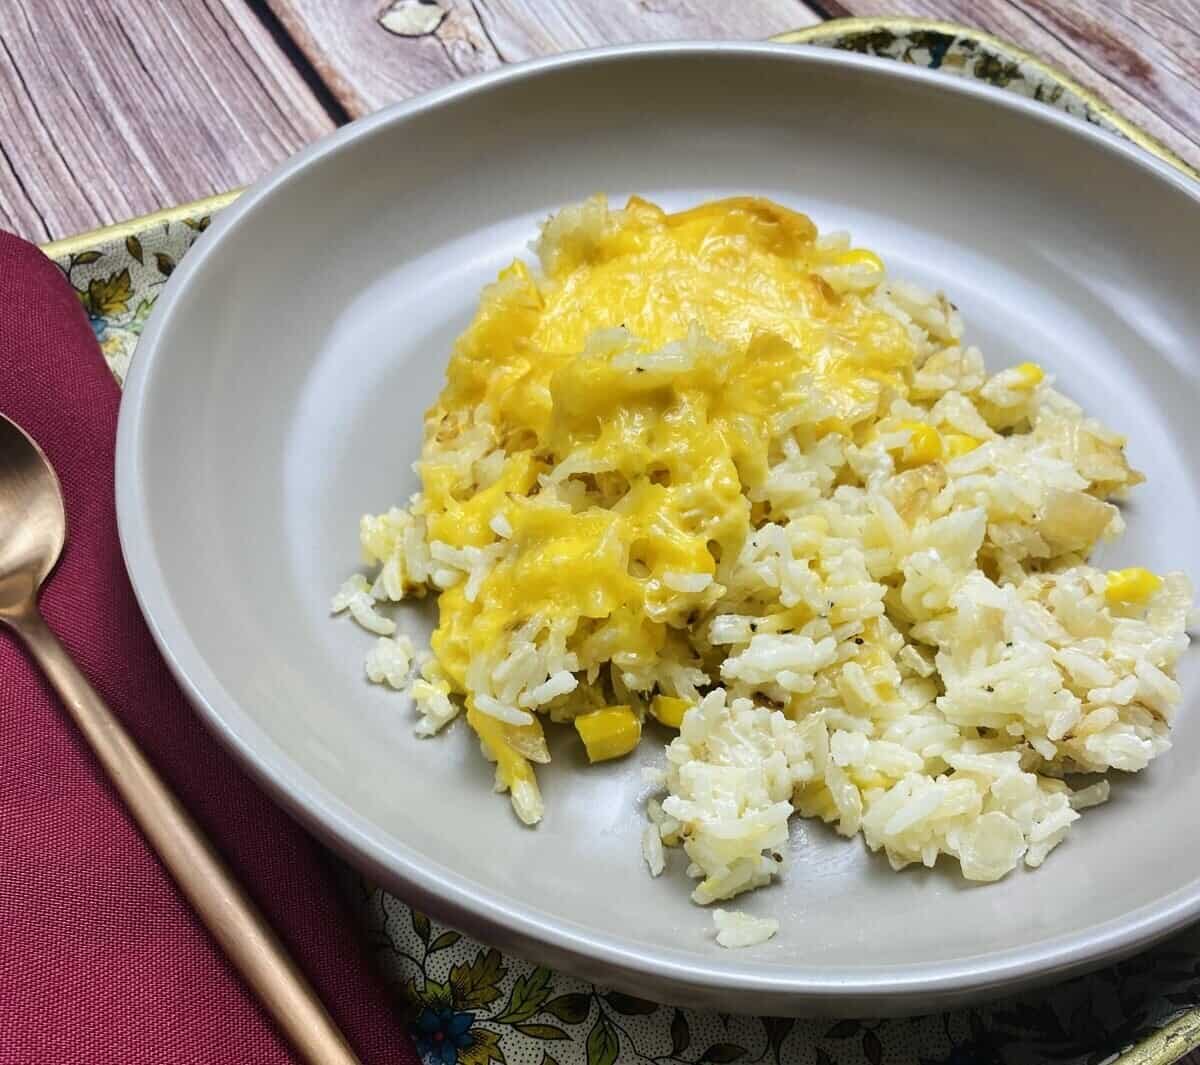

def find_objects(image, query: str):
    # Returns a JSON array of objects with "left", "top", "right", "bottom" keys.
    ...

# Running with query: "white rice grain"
[
  {"left": 473, "top": 694, "right": 535, "bottom": 727},
  {"left": 713, "top": 909, "right": 779, "bottom": 948}
]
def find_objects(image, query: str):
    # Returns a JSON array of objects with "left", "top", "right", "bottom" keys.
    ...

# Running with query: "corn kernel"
[
  {"left": 1105, "top": 567, "right": 1163, "bottom": 606},
  {"left": 942, "top": 432, "right": 981, "bottom": 458},
  {"left": 834, "top": 248, "right": 884, "bottom": 272},
  {"left": 1013, "top": 362, "right": 1045, "bottom": 388},
  {"left": 575, "top": 706, "right": 642, "bottom": 762},
  {"left": 896, "top": 422, "right": 943, "bottom": 468},
  {"left": 649, "top": 695, "right": 690, "bottom": 729}
]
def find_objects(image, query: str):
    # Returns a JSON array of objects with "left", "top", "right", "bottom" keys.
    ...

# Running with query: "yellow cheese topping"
[{"left": 423, "top": 196, "right": 917, "bottom": 696}]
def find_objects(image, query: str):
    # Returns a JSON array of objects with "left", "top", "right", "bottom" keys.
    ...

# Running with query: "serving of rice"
[{"left": 333, "top": 195, "right": 1192, "bottom": 946}]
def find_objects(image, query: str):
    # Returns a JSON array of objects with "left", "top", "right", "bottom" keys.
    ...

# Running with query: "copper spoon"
[{"left": 0, "top": 413, "right": 362, "bottom": 1065}]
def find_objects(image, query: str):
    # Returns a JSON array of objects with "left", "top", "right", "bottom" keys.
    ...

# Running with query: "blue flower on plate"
[
  {"left": 413, "top": 1007, "right": 475, "bottom": 1065},
  {"left": 89, "top": 312, "right": 107, "bottom": 340}
]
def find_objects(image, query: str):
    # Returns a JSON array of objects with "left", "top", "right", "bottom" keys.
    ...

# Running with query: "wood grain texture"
[
  {"left": 0, "top": 0, "right": 335, "bottom": 242},
  {"left": 820, "top": 0, "right": 1200, "bottom": 171},
  {"left": 265, "top": 0, "right": 821, "bottom": 118}
]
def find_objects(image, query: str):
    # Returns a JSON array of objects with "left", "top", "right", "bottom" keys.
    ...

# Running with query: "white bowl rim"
[{"left": 115, "top": 40, "right": 1200, "bottom": 1006}]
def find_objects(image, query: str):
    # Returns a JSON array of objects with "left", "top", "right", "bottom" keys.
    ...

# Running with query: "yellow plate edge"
[
  {"left": 39, "top": 188, "right": 244, "bottom": 260},
  {"left": 1116, "top": 1010, "right": 1200, "bottom": 1065}
]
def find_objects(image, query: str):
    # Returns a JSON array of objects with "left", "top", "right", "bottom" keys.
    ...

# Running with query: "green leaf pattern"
[
  {"left": 54, "top": 26, "right": 1200, "bottom": 1065},
  {"left": 602, "top": 992, "right": 657, "bottom": 1016},
  {"left": 544, "top": 995, "right": 591, "bottom": 1025},
  {"left": 495, "top": 967, "right": 553, "bottom": 1024},
  {"left": 585, "top": 1015, "right": 619, "bottom": 1065},
  {"left": 53, "top": 211, "right": 213, "bottom": 383},
  {"left": 514, "top": 1023, "right": 570, "bottom": 1041},
  {"left": 449, "top": 948, "right": 506, "bottom": 1010},
  {"left": 821, "top": 27, "right": 1127, "bottom": 135},
  {"left": 671, "top": 1008, "right": 691, "bottom": 1056},
  {"left": 428, "top": 930, "right": 463, "bottom": 953},
  {"left": 411, "top": 909, "right": 431, "bottom": 945},
  {"left": 359, "top": 888, "right": 1200, "bottom": 1065}
]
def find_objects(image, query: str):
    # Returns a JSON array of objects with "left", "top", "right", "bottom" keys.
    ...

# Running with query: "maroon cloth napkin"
[{"left": 0, "top": 232, "right": 419, "bottom": 1065}]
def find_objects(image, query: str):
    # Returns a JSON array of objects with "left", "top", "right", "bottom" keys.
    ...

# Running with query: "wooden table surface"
[
  {"left": 0, "top": 0, "right": 1197, "bottom": 243},
  {"left": 2, "top": 3, "right": 1199, "bottom": 1062}
]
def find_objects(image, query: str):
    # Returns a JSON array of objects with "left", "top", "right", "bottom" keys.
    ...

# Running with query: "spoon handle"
[{"left": 11, "top": 604, "right": 363, "bottom": 1065}]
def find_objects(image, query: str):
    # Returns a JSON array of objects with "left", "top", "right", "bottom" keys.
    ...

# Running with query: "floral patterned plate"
[{"left": 42, "top": 21, "right": 1200, "bottom": 1065}]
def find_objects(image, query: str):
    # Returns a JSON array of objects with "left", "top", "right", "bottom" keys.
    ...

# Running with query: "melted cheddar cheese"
[{"left": 421, "top": 197, "right": 915, "bottom": 699}]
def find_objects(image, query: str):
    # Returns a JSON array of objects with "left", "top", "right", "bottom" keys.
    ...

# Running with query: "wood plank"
[
  {"left": 265, "top": 0, "right": 822, "bottom": 118},
  {"left": 0, "top": 0, "right": 336, "bottom": 243},
  {"left": 819, "top": 0, "right": 1200, "bottom": 171}
]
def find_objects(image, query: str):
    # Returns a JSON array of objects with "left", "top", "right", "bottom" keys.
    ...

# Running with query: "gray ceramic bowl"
[{"left": 115, "top": 43, "right": 1200, "bottom": 1016}]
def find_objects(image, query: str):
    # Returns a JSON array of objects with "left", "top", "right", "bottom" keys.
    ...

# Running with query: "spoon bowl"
[{"left": 0, "top": 415, "right": 65, "bottom": 614}]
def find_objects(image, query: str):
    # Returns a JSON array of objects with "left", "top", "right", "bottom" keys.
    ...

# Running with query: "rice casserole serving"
[{"left": 332, "top": 196, "right": 1192, "bottom": 946}]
